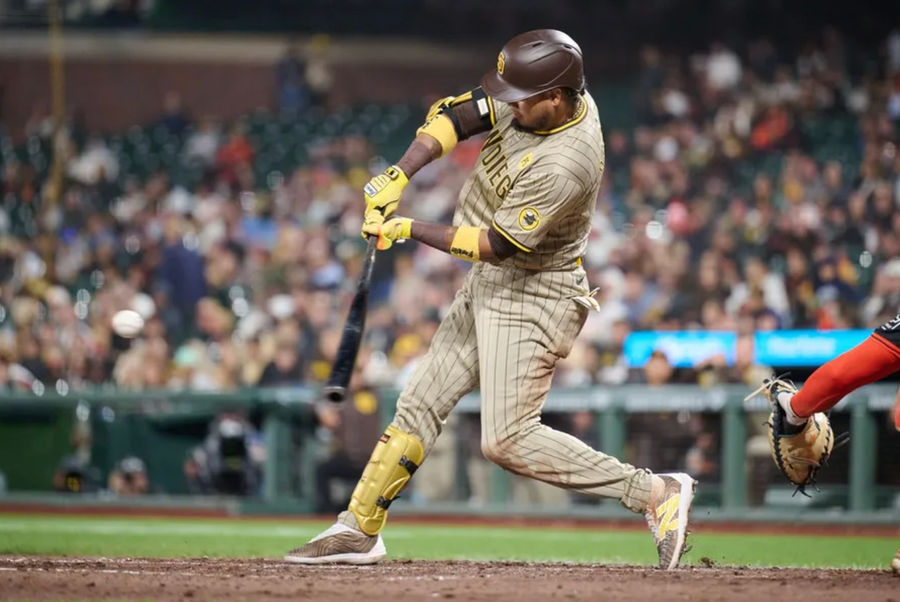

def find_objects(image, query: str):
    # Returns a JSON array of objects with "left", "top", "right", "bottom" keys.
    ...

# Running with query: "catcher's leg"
[
  {"left": 893, "top": 383, "right": 900, "bottom": 432},
  {"left": 787, "top": 331, "right": 900, "bottom": 420},
  {"left": 285, "top": 286, "right": 479, "bottom": 564}
]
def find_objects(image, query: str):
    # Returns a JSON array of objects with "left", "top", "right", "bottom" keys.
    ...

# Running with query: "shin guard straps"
[{"left": 348, "top": 425, "right": 424, "bottom": 535}]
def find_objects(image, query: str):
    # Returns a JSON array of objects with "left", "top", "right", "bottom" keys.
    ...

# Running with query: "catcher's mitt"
[
  {"left": 767, "top": 409, "right": 834, "bottom": 493},
  {"left": 747, "top": 377, "right": 838, "bottom": 495}
]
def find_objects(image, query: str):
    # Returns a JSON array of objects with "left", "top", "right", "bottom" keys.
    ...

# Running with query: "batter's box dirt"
[{"left": 0, "top": 556, "right": 896, "bottom": 601}]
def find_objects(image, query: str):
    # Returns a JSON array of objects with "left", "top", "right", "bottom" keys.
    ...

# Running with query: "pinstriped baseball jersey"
[
  {"left": 453, "top": 92, "right": 604, "bottom": 270},
  {"left": 389, "top": 90, "right": 654, "bottom": 515}
]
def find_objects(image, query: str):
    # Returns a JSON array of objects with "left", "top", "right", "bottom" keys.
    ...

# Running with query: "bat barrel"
[{"left": 321, "top": 236, "right": 378, "bottom": 403}]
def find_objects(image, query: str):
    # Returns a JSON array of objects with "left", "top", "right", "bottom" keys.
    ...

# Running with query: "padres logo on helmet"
[
  {"left": 482, "top": 29, "right": 584, "bottom": 103},
  {"left": 518, "top": 207, "right": 540, "bottom": 231}
]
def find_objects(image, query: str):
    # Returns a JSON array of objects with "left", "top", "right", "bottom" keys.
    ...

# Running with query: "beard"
[{"left": 512, "top": 112, "right": 552, "bottom": 131}]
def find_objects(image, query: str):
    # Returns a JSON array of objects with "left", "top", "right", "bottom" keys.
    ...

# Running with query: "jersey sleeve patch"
[
  {"left": 491, "top": 172, "right": 584, "bottom": 253},
  {"left": 518, "top": 207, "right": 541, "bottom": 231}
]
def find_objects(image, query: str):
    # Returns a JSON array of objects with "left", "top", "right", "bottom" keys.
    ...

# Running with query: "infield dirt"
[{"left": 1, "top": 556, "right": 897, "bottom": 601}]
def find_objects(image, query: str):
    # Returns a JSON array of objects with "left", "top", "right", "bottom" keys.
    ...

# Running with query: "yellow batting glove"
[
  {"left": 361, "top": 208, "right": 385, "bottom": 240},
  {"left": 362, "top": 217, "right": 413, "bottom": 251},
  {"left": 363, "top": 165, "right": 408, "bottom": 218},
  {"left": 425, "top": 96, "right": 455, "bottom": 121}
]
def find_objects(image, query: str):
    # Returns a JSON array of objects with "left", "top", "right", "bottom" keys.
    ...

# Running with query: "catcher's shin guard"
[{"left": 348, "top": 425, "right": 424, "bottom": 535}]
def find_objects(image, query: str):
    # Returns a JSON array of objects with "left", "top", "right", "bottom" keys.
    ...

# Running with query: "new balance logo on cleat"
[
  {"left": 655, "top": 494, "right": 681, "bottom": 538},
  {"left": 646, "top": 472, "right": 696, "bottom": 570}
]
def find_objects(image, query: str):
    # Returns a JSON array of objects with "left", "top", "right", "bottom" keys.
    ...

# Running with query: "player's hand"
[
  {"left": 425, "top": 96, "right": 455, "bottom": 121},
  {"left": 361, "top": 208, "right": 385, "bottom": 240},
  {"left": 364, "top": 165, "right": 408, "bottom": 219},
  {"left": 362, "top": 216, "right": 413, "bottom": 251}
]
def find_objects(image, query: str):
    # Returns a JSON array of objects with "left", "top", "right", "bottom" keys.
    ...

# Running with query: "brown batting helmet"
[{"left": 481, "top": 29, "right": 584, "bottom": 103}]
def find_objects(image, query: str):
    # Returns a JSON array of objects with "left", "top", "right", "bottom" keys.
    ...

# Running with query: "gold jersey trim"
[{"left": 491, "top": 219, "right": 534, "bottom": 253}]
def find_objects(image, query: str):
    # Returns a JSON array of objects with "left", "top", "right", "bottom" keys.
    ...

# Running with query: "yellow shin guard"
[{"left": 349, "top": 425, "right": 424, "bottom": 535}]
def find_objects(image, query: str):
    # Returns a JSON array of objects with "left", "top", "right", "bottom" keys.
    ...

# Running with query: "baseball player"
[
  {"left": 754, "top": 314, "right": 900, "bottom": 570},
  {"left": 285, "top": 29, "right": 696, "bottom": 570}
]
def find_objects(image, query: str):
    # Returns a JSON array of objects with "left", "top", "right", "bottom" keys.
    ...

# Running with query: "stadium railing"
[{"left": 0, "top": 384, "right": 896, "bottom": 520}]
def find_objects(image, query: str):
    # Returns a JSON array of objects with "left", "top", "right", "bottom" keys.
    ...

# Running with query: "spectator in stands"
[
  {"left": 313, "top": 388, "right": 381, "bottom": 513},
  {"left": 183, "top": 117, "right": 222, "bottom": 169},
  {"left": 67, "top": 135, "right": 119, "bottom": 189},
  {"left": 157, "top": 214, "right": 207, "bottom": 331},
  {"left": 108, "top": 456, "right": 151, "bottom": 496},
  {"left": 215, "top": 122, "right": 254, "bottom": 188},
  {"left": 704, "top": 41, "right": 743, "bottom": 93},
  {"left": 0, "top": 24, "right": 898, "bottom": 398},
  {"left": 159, "top": 91, "right": 188, "bottom": 138},
  {"left": 276, "top": 42, "right": 310, "bottom": 115},
  {"left": 304, "top": 35, "right": 334, "bottom": 109},
  {"left": 258, "top": 337, "right": 305, "bottom": 386},
  {"left": 727, "top": 255, "right": 789, "bottom": 323},
  {"left": 627, "top": 350, "right": 694, "bottom": 472},
  {"left": 184, "top": 413, "right": 265, "bottom": 496},
  {"left": 684, "top": 430, "right": 718, "bottom": 482},
  {"left": 52, "top": 420, "right": 99, "bottom": 494}
]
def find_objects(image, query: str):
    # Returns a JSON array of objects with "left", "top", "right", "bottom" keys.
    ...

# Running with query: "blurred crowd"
[
  {"left": 2, "top": 27, "right": 900, "bottom": 499},
  {"left": 563, "top": 27, "right": 900, "bottom": 390},
  {"left": 0, "top": 27, "right": 899, "bottom": 400}
]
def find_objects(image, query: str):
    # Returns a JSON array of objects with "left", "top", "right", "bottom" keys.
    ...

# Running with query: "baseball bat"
[{"left": 322, "top": 235, "right": 378, "bottom": 402}]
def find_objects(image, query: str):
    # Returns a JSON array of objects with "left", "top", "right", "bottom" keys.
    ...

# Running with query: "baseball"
[{"left": 111, "top": 309, "right": 145, "bottom": 338}]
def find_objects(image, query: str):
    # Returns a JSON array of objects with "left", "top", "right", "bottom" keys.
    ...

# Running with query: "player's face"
[{"left": 507, "top": 91, "right": 559, "bottom": 130}]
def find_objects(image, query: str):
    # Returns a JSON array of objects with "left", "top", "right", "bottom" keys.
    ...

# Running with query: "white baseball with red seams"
[{"left": 111, "top": 310, "right": 144, "bottom": 338}]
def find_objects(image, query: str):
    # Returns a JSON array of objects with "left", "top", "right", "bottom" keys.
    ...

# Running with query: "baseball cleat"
[
  {"left": 284, "top": 523, "right": 386, "bottom": 565},
  {"left": 646, "top": 472, "right": 696, "bottom": 570}
]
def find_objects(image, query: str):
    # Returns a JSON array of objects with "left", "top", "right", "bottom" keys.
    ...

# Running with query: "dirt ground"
[{"left": 1, "top": 556, "right": 897, "bottom": 602}]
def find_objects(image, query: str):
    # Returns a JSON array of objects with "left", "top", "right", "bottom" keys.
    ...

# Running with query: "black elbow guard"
[{"left": 443, "top": 87, "right": 495, "bottom": 140}]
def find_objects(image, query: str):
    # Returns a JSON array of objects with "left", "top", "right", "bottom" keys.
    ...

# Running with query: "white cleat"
[
  {"left": 284, "top": 523, "right": 386, "bottom": 565},
  {"left": 646, "top": 472, "right": 696, "bottom": 570}
]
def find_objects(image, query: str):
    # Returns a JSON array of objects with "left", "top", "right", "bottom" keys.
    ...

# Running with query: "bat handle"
[{"left": 360, "top": 235, "right": 378, "bottom": 287}]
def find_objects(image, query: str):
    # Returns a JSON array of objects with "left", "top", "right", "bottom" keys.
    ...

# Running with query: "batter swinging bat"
[{"left": 323, "top": 236, "right": 378, "bottom": 402}]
